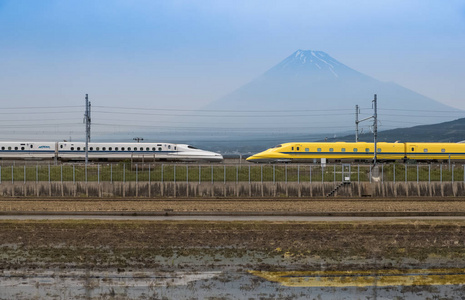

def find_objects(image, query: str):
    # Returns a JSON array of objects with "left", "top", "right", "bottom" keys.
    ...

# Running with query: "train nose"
[
  {"left": 210, "top": 152, "right": 224, "bottom": 162},
  {"left": 246, "top": 155, "right": 259, "bottom": 162}
]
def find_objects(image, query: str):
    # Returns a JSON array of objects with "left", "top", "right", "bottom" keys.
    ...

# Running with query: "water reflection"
[
  {"left": 250, "top": 268, "right": 465, "bottom": 287},
  {"left": 2, "top": 268, "right": 465, "bottom": 299}
]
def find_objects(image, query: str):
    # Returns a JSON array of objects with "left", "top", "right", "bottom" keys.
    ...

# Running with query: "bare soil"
[
  {"left": 1, "top": 197, "right": 465, "bottom": 213},
  {"left": 2, "top": 197, "right": 465, "bottom": 271},
  {"left": 1, "top": 219, "right": 465, "bottom": 271}
]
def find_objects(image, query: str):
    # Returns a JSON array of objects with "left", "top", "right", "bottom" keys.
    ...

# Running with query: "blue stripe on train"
[
  {"left": 58, "top": 151, "right": 177, "bottom": 154},
  {"left": 280, "top": 152, "right": 465, "bottom": 156}
]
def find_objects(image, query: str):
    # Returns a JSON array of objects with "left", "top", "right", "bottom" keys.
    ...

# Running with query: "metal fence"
[{"left": 0, "top": 162, "right": 464, "bottom": 183}]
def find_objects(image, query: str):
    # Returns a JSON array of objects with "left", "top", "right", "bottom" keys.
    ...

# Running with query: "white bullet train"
[{"left": 0, "top": 141, "right": 223, "bottom": 162}]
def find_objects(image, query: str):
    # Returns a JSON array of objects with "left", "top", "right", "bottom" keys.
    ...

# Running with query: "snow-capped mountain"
[
  {"left": 266, "top": 50, "right": 363, "bottom": 79},
  {"left": 204, "top": 49, "right": 460, "bottom": 134}
]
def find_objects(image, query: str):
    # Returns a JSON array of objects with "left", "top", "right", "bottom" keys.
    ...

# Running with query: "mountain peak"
[
  {"left": 266, "top": 49, "right": 353, "bottom": 79},
  {"left": 294, "top": 49, "right": 329, "bottom": 60}
]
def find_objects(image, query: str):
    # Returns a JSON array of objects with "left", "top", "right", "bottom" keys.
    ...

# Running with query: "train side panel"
[
  {"left": 247, "top": 142, "right": 405, "bottom": 163},
  {"left": 406, "top": 143, "right": 465, "bottom": 161},
  {"left": 0, "top": 142, "right": 56, "bottom": 159},
  {"left": 377, "top": 142, "right": 405, "bottom": 160},
  {"left": 57, "top": 142, "right": 181, "bottom": 161}
]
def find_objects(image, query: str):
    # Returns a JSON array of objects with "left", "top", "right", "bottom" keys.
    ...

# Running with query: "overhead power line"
[
  {"left": 0, "top": 111, "right": 82, "bottom": 115},
  {"left": 0, "top": 106, "right": 83, "bottom": 110},
  {"left": 92, "top": 110, "right": 356, "bottom": 117},
  {"left": 92, "top": 105, "right": 356, "bottom": 113}
]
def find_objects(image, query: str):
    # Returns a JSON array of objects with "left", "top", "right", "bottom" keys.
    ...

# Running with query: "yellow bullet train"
[{"left": 246, "top": 142, "right": 465, "bottom": 163}]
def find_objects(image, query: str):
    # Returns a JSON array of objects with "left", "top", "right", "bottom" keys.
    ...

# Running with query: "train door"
[
  {"left": 408, "top": 144, "right": 418, "bottom": 160},
  {"left": 292, "top": 144, "right": 302, "bottom": 157}
]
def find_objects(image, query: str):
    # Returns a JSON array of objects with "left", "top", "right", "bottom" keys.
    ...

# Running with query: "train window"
[
  {"left": 96, "top": 147, "right": 99, "bottom": 151},
  {"left": 292, "top": 147, "right": 294, "bottom": 150},
  {"left": 152, "top": 147, "right": 155, "bottom": 151},
  {"left": 60, "top": 145, "right": 63, "bottom": 149},
  {"left": 115, "top": 147, "right": 119, "bottom": 151},
  {"left": 341, "top": 148, "right": 346, "bottom": 152},
  {"left": 77, "top": 147, "right": 81, "bottom": 151},
  {"left": 168, "top": 145, "right": 171, "bottom": 149},
  {"left": 175, "top": 147, "right": 177, "bottom": 150},
  {"left": 158, "top": 147, "right": 162, "bottom": 151},
  {"left": 353, "top": 148, "right": 358, "bottom": 152},
  {"left": 8, "top": 147, "right": 11, "bottom": 150},
  {"left": 296, "top": 147, "right": 299, "bottom": 151},
  {"left": 128, "top": 147, "right": 131, "bottom": 151},
  {"left": 30, "top": 145, "right": 33, "bottom": 149},
  {"left": 140, "top": 147, "right": 143, "bottom": 151},
  {"left": 157, "top": 144, "right": 162, "bottom": 146},
  {"left": 424, "top": 149, "right": 428, "bottom": 153},
  {"left": 411, "top": 147, "right": 414, "bottom": 151},
  {"left": 90, "top": 147, "right": 93, "bottom": 151},
  {"left": 441, "top": 149, "right": 445, "bottom": 153},
  {"left": 317, "top": 148, "right": 321, "bottom": 152},
  {"left": 377, "top": 148, "right": 381, "bottom": 152},
  {"left": 365, "top": 148, "right": 369, "bottom": 152},
  {"left": 15, "top": 147, "right": 18, "bottom": 150},
  {"left": 71, "top": 147, "right": 74, "bottom": 151},
  {"left": 146, "top": 147, "right": 149, "bottom": 151},
  {"left": 109, "top": 147, "right": 112, "bottom": 151},
  {"left": 305, "top": 148, "right": 309, "bottom": 152},
  {"left": 1, "top": 147, "right": 4, "bottom": 150},
  {"left": 102, "top": 147, "right": 106, "bottom": 151},
  {"left": 21, "top": 147, "right": 25, "bottom": 150},
  {"left": 329, "top": 148, "right": 333, "bottom": 152}
]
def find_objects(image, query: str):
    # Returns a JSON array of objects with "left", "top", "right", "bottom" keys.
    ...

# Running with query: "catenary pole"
[
  {"left": 84, "top": 94, "right": 91, "bottom": 165},
  {"left": 355, "top": 105, "right": 359, "bottom": 142},
  {"left": 373, "top": 94, "right": 378, "bottom": 165}
]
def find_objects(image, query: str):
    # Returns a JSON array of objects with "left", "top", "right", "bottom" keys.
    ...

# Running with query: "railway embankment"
[{"left": 0, "top": 181, "right": 463, "bottom": 198}]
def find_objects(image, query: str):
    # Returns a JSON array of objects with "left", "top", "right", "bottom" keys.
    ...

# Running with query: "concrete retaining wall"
[{"left": 1, "top": 181, "right": 465, "bottom": 198}]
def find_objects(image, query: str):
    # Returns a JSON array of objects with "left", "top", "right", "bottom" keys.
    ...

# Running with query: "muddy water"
[{"left": 2, "top": 266, "right": 465, "bottom": 299}]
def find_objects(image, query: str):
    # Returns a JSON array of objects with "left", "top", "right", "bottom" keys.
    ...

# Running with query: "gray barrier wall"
[{"left": 1, "top": 181, "right": 464, "bottom": 198}]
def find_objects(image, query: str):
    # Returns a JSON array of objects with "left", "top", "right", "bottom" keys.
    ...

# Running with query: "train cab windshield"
[
  {"left": 273, "top": 145, "right": 282, "bottom": 148},
  {"left": 188, "top": 145, "right": 198, "bottom": 149}
]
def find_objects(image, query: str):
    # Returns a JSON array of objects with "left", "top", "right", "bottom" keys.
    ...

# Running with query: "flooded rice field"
[
  {"left": 2, "top": 266, "right": 465, "bottom": 299},
  {"left": 1, "top": 219, "right": 465, "bottom": 299}
]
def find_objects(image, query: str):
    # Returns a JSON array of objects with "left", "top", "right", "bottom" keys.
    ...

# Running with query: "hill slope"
[{"left": 324, "top": 118, "right": 465, "bottom": 143}]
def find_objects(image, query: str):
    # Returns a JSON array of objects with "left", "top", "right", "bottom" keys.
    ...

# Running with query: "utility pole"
[
  {"left": 373, "top": 94, "right": 378, "bottom": 165},
  {"left": 355, "top": 105, "right": 359, "bottom": 142},
  {"left": 84, "top": 94, "right": 91, "bottom": 165}
]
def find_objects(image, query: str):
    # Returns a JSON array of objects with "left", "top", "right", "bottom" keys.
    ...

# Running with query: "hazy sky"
[{"left": 0, "top": 0, "right": 464, "bottom": 140}]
